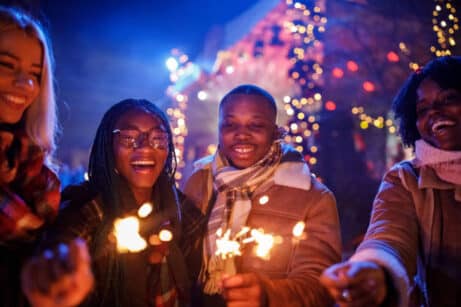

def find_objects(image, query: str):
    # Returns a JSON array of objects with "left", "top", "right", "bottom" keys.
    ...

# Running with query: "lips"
[
  {"left": 430, "top": 118, "right": 457, "bottom": 134},
  {"left": 232, "top": 144, "right": 255, "bottom": 155},
  {"left": 0, "top": 93, "right": 28, "bottom": 108},
  {"left": 130, "top": 160, "right": 156, "bottom": 172}
]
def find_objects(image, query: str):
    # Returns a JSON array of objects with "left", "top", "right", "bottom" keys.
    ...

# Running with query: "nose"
[
  {"left": 134, "top": 132, "right": 152, "bottom": 149},
  {"left": 235, "top": 126, "right": 251, "bottom": 140},
  {"left": 13, "top": 72, "right": 36, "bottom": 92}
]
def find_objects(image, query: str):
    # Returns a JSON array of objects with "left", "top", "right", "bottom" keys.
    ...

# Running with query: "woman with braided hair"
[{"left": 29, "top": 98, "right": 203, "bottom": 307}]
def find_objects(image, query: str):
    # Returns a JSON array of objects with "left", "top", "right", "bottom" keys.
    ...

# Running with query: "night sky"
[{"left": 38, "top": 0, "right": 257, "bottom": 161}]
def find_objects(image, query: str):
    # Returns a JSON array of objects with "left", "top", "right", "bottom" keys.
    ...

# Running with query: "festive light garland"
[
  {"left": 283, "top": 0, "right": 326, "bottom": 167},
  {"left": 430, "top": 0, "right": 458, "bottom": 56},
  {"left": 166, "top": 0, "right": 453, "bottom": 178},
  {"left": 165, "top": 49, "right": 191, "bottom": 182},
  {"left": 166, "top": 0, "right": 327, "bottom": 177}
]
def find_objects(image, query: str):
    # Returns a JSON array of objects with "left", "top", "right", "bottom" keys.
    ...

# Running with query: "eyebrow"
[
  {"left": 117, "top": 124, "right": 166, "bottom": 131},
  {"left": 0, "top": 51, "right": 42, "bottom": 69}
]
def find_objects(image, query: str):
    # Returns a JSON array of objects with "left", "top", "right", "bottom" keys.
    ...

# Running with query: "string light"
[
  {"left": 351, "top": 106, "right": 397, "bottom": 134},
  {"left": 165, "top": 49, "right": 192, "bottom": 181},
  {"left": 284, "top": 0, "right": 326, "bottom": 168},
  {"left": 431, "top": 0, "right": 458, "bottom": 56}
]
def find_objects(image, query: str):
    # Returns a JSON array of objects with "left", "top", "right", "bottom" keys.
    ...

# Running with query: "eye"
[
  {"left": 221, "top": 121, "right": 236, "bottom": 129},
  {"left": 30, "top": 71, "right": 41, "bottom": 81},
  {"left": 416, "top": 105, "right": 430, "bottom": 117},
  {"left": 249, "top": 123, "right": 265, "bottom": 129},
  {"left": 443, "top": 93, "right": 461, "bottom": 104},
  {"left": 0, "top": 60, "right": 14, "bottom": 70}
]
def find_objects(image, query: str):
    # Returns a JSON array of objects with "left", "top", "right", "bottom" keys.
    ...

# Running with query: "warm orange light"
[
  {"left": 325, "top": 100, "right": 337, "bottom": 111},
  {"left": 332, "top": 67, "right": 344, "bottom": 78},
  {"left": 346, "top": 60, "right": 359, "bottom": 72},
  {"left": 386, "top": 51, "right": 400, "bottom": 62},
  {"left": 363, "top": 81, "right": 375, "bottom": 92}
]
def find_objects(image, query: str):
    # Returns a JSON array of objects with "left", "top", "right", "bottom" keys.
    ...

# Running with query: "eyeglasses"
[{"left": 112, "top": 129, "right": 169, "bottom": 150}]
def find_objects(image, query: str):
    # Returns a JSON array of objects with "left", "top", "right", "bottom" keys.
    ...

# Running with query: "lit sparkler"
[{"left": 113, "top": 202, "right": 174, "bottom": 253}]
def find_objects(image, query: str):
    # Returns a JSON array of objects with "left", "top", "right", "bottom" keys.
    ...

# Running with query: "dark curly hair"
[{"left": 392, "top": 56, "right": 461, "bottom": 148}]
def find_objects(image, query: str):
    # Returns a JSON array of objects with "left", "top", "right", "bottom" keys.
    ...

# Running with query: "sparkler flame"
[
  {"left": 113, "top": 214, "right": 174, "bottom": 252},
  {"left": 214, "top": 226, "right": 276, "bottom": 260},
  {"left": 114, "top": 216, "right": 147, "bottom": 252},
  {"left": 292, "top": 221, "right": 306, "bottom": 238}
]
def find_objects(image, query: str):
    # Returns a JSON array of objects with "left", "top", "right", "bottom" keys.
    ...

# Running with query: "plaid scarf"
[
  {"left": 197, "top": 141, "right": 283, "bottom": 294},
  {"left": 0, "top": 128, "right": 60, "bottom": 243}
]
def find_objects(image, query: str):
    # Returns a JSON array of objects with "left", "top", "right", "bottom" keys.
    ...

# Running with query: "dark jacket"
[{"left": 43, "top": 181, "right": 204, "bottom": 307}]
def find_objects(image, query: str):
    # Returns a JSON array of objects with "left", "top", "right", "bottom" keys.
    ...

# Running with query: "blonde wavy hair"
[{"left": 0, "top": 6, "right": 58, "bottom": 165}]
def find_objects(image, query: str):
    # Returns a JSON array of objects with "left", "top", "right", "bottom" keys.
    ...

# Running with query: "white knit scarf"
[
  {"left": 195, "top": 141, "right": 311, "bottom": 294},
  {"left": 414, "top": 139, "right": 461, "bottom": 186}
]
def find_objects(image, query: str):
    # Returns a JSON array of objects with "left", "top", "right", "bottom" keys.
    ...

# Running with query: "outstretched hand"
[
  {"left": 320, "top": 260, "right": 387, "bottom": 307},
  {"left": 22, "top": 238, "right": 94, "bottom": 307},
  {"left": 222, "top": 273, "right": 267, "bottom": 307}
]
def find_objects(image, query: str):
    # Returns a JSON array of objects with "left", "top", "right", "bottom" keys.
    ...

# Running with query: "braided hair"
[
  {"left": 87, "top": 98, "right": 180, "bottom": 306},
  {"left": 88, "top": 98, "right": 177, "bottom": 218}
]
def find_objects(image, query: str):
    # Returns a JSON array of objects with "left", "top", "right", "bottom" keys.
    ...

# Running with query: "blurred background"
[{"left": 3, "top": 0, "right": 460, "bottom": 254}]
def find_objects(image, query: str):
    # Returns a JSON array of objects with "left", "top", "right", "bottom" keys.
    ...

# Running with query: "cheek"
[
  {"left": 218, "top": 132, "right": 232, "bottom": 147},
  {"left": 415, "top": 116, "right": 426, "bottom": 135},
  {"left": 158, "top": 151, "right": 169, "bottom": 167},
  {"left": 113, "top": 146, "right": 129, "bottom": 171}
]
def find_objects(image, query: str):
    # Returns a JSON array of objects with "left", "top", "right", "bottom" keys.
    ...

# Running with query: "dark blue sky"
[{"left": 39, "top": 0, "right": 256, "bottom": 158}]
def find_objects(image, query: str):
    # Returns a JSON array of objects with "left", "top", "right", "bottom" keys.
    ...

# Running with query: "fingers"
[
  {"left": 320, "top": 262, "right": 351, "bottom": 288},
  {"left": 22, "top": 239, "right": 94, "bottom": 307},
  {"left": 222, "top": 273, "right": 265, "bottom": 307},
  {"left": 321, "top": 261, "right": 387, "bottom": 307}
]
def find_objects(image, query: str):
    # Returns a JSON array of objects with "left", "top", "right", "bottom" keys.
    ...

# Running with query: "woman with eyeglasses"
[
  {"left": 320, "top": 56, "right": 461, "bottom": 306},
  {"left": 26, "top": 98, "right": 204, "bottom": 306}
]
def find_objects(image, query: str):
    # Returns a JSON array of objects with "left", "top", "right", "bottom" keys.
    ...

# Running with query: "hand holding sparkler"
[
  {"left": 222, "top": 273, "right": 268, "bottom": 307},
  {"left": 320, "top": 261, "right": 387, "bottom": 306},
  {"left": 21, "top": 238, "right": 94, "bottom": 307}
]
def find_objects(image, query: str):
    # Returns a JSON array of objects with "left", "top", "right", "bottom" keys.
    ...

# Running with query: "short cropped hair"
[{"left": 219, "top": 84, "right": 277, "bottom": 119}]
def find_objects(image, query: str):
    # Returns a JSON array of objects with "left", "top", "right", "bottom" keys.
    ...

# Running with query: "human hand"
[
  {"left": 22, "top": 238, "right": 94, "bottom": 307},
  {"left": 222, "top": 273, "right": 267, "bottom": 307},
  {"left": 320, "top": 261, "right": 387, "bottom": 307}
]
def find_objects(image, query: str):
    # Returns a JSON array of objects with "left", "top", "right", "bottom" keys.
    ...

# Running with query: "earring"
[{"left": 114, "top": 168, "right": 119, "bottom": 174}]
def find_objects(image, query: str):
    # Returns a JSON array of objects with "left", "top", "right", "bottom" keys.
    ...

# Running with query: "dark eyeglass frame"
[{"left": 112, "top": 129, "right": 169, "bottom": 150}]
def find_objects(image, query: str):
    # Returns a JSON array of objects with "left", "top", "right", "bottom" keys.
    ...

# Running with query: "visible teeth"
[
  {"left": 432, "top": 120, "right": 455, "bottom": 132},
  {"left": 131, "top": 160, "right": 155, "bottom": 166},
  {"left": 234, "top": 147, "right": 253, "bottom": 153},
  {"left": 3, "top": 94, "right": 26, "bottom": 105}
]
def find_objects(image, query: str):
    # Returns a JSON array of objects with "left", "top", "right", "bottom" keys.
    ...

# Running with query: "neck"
[{"left": 131, "top": 188, "right": 152, "bottom": 206}]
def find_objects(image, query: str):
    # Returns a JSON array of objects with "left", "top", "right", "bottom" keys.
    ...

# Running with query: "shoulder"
[
  {"left": 184, "top": 168, "right": 210, "bottom": 187},
  {"left": 380, "top": 160, "right": 419, "bottom": 191},
  {"left": 58, "top": 182, "right": 103, "bottom": 229},
  {"left": 182, "top": 168, "right": 213, "bottom": 210}
]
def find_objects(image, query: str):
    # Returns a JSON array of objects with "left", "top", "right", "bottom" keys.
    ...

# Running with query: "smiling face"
[
  {"left": 0, "top": 29, "right": 42, "bottom": 124},
  {"left": 113, "top": 109, "right": 169, "bottom": 202},
  {"left": 416, "top": 78, "right": 461, "bottom": 150},
  {"left": 218, "top": 94, "right": 277, "bottom": 169}
]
